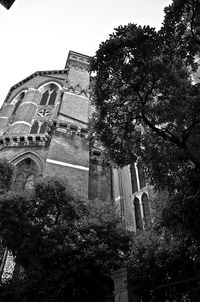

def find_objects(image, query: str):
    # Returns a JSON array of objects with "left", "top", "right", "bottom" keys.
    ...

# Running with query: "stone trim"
[
  {"left": 11, "top": 121, "right": 32, "bottom": 127},
  {"left": 19, "top": 101, "right": 37, "bottom": 107},
  {"left": 0, "top": 134, "right": 50, "bottom": 148},
  {"left": 46, "top": 158, "right": 89, "bottom": 171},
  {"left": 54, "top": 120, "right": 88, "bottom": 138},
  {"left": 64, "top": 89, "right": 89, "bottom": 98}
]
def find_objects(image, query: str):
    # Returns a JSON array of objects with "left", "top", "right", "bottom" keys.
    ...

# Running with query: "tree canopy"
[
  {"left": 0, "top": 165, "right": 131, "bottom": 302},
  {"left": 91, "top": 3, "right": 200, "bottom": 299},
  {"left": 91, "top": 1, "right": 200, "bottom": 235}
]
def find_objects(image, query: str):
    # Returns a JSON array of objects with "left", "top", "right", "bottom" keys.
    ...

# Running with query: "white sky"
[{"left": 0, "top": 0, "right": 171, "bottom": 105}]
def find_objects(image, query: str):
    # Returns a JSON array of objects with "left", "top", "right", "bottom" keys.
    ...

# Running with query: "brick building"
[{"left": 0, "top": 51, "right": 150, "bottom": 278}]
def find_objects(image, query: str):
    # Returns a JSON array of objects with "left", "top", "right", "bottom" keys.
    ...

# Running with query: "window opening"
[
  {"left": 130, "top": 164, "right": 138, "bottom": 193},
  {"left": 48, "top": 90, "right": 57, "bottom": 105},
  {"left": 30, "top": 121, "right": 39, "bottom": 134},
  {"left": 39, "top": 122, "right": 47, "bottom": 134},
  {"left": 134, "top": 197, "right": 142, "bottom": 231},
  {"left": 40, "top": 90, "right": 49, "bottom": 105}
]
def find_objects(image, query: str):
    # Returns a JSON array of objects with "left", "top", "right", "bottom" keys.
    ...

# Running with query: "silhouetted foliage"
[{"left": 0, "top": 174, "right": 131, "bottom": 302}]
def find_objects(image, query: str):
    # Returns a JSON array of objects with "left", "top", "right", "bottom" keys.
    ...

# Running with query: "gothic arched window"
[
  {"left": 13, "top": 158, "right": 39, "bottom": 191},
  {"left": 30, "top": 121, "right": 39, "bottom": 134},
  {"left": 39, "top": 122, "right": 48, "bottom": 134},
  {"left": 39, "top": 83, "right": 60, "bottom": 106},
  {"left": 40, "top": 90, "right": 57, "bottom": 106},
  {"left": 130, "top": 164, "right": 138, "bottom": 193},
  {"left": 40, "top": 90, "right": 49, "bottom": 105},
  {"left": 48, "top": 90, "right": 57, "bottom": 105},
  {"left": 133, "top": 197, "right": 142, "bottom": 231},
  {"left": 30, "top": 121, "right": 48, "bottom": 135},
  {"left": 10, "top": 91, "right": 27, "bottom": 124}
]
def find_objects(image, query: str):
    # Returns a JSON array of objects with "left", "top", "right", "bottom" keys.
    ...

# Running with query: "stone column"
[{"left": 111, "top": 267, "right": 138, "bottom": 302}]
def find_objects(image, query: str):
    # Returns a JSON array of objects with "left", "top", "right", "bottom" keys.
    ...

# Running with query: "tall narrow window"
[
  {"left": 39, "top": 122, "right": 47, "bottom": 134},
  {"left": 134, "top": 197, "right": 142, "bottom": 231},
  {"left": 40, "top": 90, "right": 49, "bottom": 105},
  {"left": 30, "top": 121, "right": 39, "bottom": 134},
  {"left": 12, "top": 92, "right": 26, "bottom": 116},
  {"left": 48, "top": 90, "right": 57, "bottom": 105},
  {"left": 142, "top": 193, "right": 151, "bottom": 228},
  {"left": 12, "top": 158, "right": 39, "bottom": 191},
  {"left": 130, "top": 164, "right": 138, "bottom": 193}
]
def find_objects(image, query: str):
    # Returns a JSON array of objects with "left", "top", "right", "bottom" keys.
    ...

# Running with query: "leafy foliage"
[
  {"left": 91, "top": 4, "right": 200, "bottom": 300},
  {"left": 91, "top": 19, "right": 200, "bottom": 231},
  {"left": 0, "top": 175, "right": 131, "bottom": 302},
  {"left": 0, "top": 159, "right": 14, "bottom": 193},
  {"left": 163, "top": 0, "right": 200, "bottom": 59}
]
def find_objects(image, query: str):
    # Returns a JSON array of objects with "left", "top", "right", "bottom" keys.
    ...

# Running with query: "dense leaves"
[
  {"left": 92, "top": 22, "right": 200, "bottom": 182},
  {"left": 91, "top": 2, "right": 200, "bottom": 300},
  {"left": 0, "top": 171, "right": 131, "bottom": 302},
  {"left": 163, "top": 0, "right": 200, "bottom": 59},
  {"left": 91, "top": 16, "right": 200, "bottom": 231},
  {"left": 0, "top": 159, "right": 13, "bottom": 193}
]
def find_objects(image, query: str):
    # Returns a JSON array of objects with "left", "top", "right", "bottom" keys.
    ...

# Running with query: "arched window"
[
  {"left": 10, "top": 91, "right": 27, "bottom": 123},
  {"left": 130, "top": 164, "right": 138, "bottom": 193},
  {"left": 142, "top": 193, "right": 151, "bottom": 228},
  {"left": 39, "top": 82, "right": 61, "bottom": 106},
  {"left": 133, "top": 197, "right": 142, "bottom": 231},
  {"left": 13, "top": 158, "right": 39, "bottom": 191},
  {"left": 39, "top": 122, "right": 48, "bottom": 134},
  {"left": 40, "top": 90, "right": 49, "bottom": 105},
  {"left": 30, "top": 121, "right": 48, "bottom": 135},
  {"left": 40, "top": 90, "right": 57, "bottom": 106},
  {"left": 48, "top": 90, "right": 57, "bottom": 105},
  {"left": 30, "top": 121, "right": 39, "bottom": 134}
]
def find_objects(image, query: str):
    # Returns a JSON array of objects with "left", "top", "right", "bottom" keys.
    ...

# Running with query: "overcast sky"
[{"left": 0, "top": 0, "right": 171, "bottom": 105}]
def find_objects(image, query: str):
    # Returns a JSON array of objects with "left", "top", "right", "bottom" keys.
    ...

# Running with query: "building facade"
[{"left": 0, "top": 51, "right": 150, "bottom": 278}]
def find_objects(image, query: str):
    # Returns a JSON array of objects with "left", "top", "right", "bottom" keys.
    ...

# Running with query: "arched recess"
[
  {"left": 10, "top": 90, "right": 27, "bottom": 106},
  {"left": 10, "top": 152, "right": 43, "bottom": 191},
  {"left": 9, "top": 90, "right": 28, "bottom": 120},
  {"left": 38, "top": 82, "right": 62, "bottom": 106},
  {"left": 133, "top": 197, "right": 143, "bottom": 231}
]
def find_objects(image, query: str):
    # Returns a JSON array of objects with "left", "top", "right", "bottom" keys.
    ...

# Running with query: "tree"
[
  {"left": 91, "top": 21, "right": 200, "bottom": 235},
  {"left": 91, "top": 10, "right": 200, "bottom": 299},
  {"left": 126, "top": 190, "right": 200, "bottom": 301},
  {"left": 0, "top": 174, "right": 131, "bottom": 302},
  {"left": 162, "top": 0, "right": 200, "bottom": 57}
]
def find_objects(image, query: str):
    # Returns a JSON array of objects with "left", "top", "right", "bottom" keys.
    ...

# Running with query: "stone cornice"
[
  {"left": 55, "top": 120, "right": 89, "bottom": 138},
  {"left": 0, "top": 134, "right": 50, "bottom": 149}
]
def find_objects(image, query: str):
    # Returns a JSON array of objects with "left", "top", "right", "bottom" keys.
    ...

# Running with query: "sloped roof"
[{"left": 4, "top": 69, "right": 68, "bottom": 103}]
